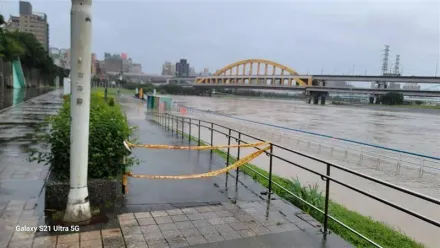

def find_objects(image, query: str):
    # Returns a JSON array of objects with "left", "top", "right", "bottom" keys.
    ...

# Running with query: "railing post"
[
  {"left": 210, "top": 123, "right": 214, "bottom": 155},
  {"left": 225, "top": 129, "right": 231, "bottom": 190},
  {"left": 189, "top": 118, "right": 192, "bottom": 143},
  {"left": 198, "top": 120, "right": 201, "bottom": 146},
  {"left": 182, "top": 117, "right": 184, "bottom": 139},
  {"left": 323, "top": 163, "right": 331, "bottom": 238},
  {"left": 171, "top": 115, "right": 174, "bottom": 134},
  {"left": 176, "top": 116, "right": 178, "bottom": 137},
  {"left": 419, "top": 158, "right": 425, "bottom": 176},
  {"left": 235, "top": 132, "right": 241, "bottom": 189},
  {"left": 267, "top": 144, "right": 273, "bottom": 204}
]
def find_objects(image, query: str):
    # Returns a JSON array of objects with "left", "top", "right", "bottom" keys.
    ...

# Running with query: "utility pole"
[{"left": 64, "top": 0, "right": 92, "bottom": 223}]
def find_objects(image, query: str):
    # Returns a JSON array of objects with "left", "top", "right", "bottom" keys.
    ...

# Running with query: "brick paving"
[{"left": 3, "top": 200, "right": 326, "bottom": 248}]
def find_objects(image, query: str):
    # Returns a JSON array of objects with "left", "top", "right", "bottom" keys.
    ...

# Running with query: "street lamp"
[{"left": 64, "top": 0, "right": 93, "bottom": 222}]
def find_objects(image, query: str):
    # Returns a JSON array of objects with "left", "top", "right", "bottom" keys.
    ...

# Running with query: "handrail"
[
  {"left": 175, "top": 105, "right": 440, "bottom": 174},
  {"left": 150, "top": 110, "right": 440, "bottom": 248},
  {"left": 181, "top": 105, "right": 440, "bottom": 161}
]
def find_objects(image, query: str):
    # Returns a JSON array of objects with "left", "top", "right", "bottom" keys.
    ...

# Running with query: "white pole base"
[{"left": 63, "top": 187, "right": 92, "bottom": 222}]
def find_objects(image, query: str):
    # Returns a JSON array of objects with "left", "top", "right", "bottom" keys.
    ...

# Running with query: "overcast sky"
[{"left": 1, "top": 0, "right": 439, "bottom": 76}]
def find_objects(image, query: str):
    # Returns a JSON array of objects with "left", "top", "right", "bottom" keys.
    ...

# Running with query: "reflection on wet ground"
[{"left": 0, "top": 88, "right": 53, "bottom": 111}]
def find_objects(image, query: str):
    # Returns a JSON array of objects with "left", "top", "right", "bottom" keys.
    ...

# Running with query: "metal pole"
[
  {"left": 182, "top": 117, "right": 184, "bottom": 139},
  {"left": 210, "top": 123, "right": 214, "bottom": 155},
  {"left": 189, "top": 118, "right": 191, "bottom": 143},
  {"left": 323, "top": 164, "right": 331, "bottom": 237},
  {"left": 198, "top": 120, "right": 201, "bottom": 146},
  {"left": 171, "top": 115, "right": 174, "bottom": 134},
  {"left": 267, "top": 144, "right": 273, "bottom": 204},
  {"left": 235, "top": 132, "right": 241, "bottom": 188},
  {"left": 176, "top": 116, "right": 178, "bottom": 137},
  {"left": 64, "top": 0, "right": 92, "bottom": 222},
  {"left": 225, "top": 129, "right": 231, "bottom": 190}
]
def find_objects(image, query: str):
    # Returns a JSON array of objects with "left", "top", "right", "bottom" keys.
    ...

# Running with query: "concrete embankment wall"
[{"left": 160, "top": 110, "right": 440, "bottom": 248}]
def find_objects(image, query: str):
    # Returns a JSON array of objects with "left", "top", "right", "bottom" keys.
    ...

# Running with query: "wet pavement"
[
  {"left": 0, "top": 93, "right": 350, "bottom": 248},
  {"left": 0, "top": 89, "right": 63, "bottom": 248},
  {"left": 0, "top": 88, "right": 53, "bottom": 112}
]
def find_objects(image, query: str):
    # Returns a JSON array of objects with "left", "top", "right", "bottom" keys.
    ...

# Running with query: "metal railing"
[
  {"left": 149, "top": 111, "right": 440, "bottom": 248},
  {"left": 172, "top": 104, "right": 440, "bottom": 175}
]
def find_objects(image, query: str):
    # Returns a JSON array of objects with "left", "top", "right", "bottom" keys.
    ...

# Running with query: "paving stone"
[
  {"left": 186, "top": 213, "right": 204, "bottom": 221},
  {"left": 17, "top": 219, "right": 38, "bottom": 227},
  {"left": 213, "top": 224, "right": 234, "bottom": 233},
  {"left": 119, "top": 218, "right": 138, "bottom": 227},
  {"left": 191, "top": 219, "right": 210, "bottom": 228},
  {"left": 137, "top": 217, "right": 156, "bottom": 226},
  {"left": 166, "top": 237, "right": 188, "bottom": 248},
  {"left": 32, "top": 236, "right": 57, "bottom": 248},
  {"left": 207, "top": 218, "right": 225, "bottom": 225},
  {"left": 174, "top": 221, "right": 194, "bottom": 230},
  {"left": 196, "top": 226, "right": 217, "bottom": 235},
  {"left": 253, "top": 226, "right": 270, "bottom": 235},
  {"left": 180, "top": 228, "right": 200, "bottom": 238},
  {"left": 126, "top": 241, "right": 147, "bottom": 248},
  {"left": 219, "top": 230, "right": 241, "bottom": 240},
  {"left": 170, "top": 215, "right": 188, "bottom": 222},
  {"left": 235, "top": 214, "right": 254, "bottom": 222},
  {"left": 124, "top": 234, "right": 145, "bottom": 245},
  {"left": 140, "top": 224, "right": 160, "bottom": 234},
  {"left": 151, "top": 211, "right": 168, "bottom": 217},
  {"left": 147, "top": 239, "right": 170, "bottom": 248},
  {"left": 242, "top": 220, "right": 262, "bottom": 229},
  {"left": 24, "top": 200, "right": 37, "bottom": 210},
  {"left": 80, "top": 231, "right": 101, "bottom": 241},
  {"left": 222, "top": 217, "right": 239, "bottom": 223},
  {"left": 143, "top": 231, "right": 164, "bottom": 242},
  {"left": 203, "top": 233, "right": 225, "bottom": 243},
  {"left": 121, "top": 226, "right": 142, "bottom": 236},
  {"left": 8, "top": 238, "right": 33, "bottom": 248},
  {"left": 220, "top": 202, "right": 238, "bottom": 210},
  {"left": 134, "top": 212, "right": 152, "bottom": 219},
  {"left": 237, "top": 229, "right": 257, "bottom": 238},
  {"left": 161, "top": 229, "right": 182, "bottom": 239},
  {"left": 102, "top": 236, "right": 124, "bottom": 247},
  {"left": 56, "top": 233, "right": 79, "bottom": 244},
  {"left": 208, "top": 205, "right": 225, "bottom": 212},
  {"left": 195, "top": 206, "right": 211, "bottom": 213},
  {"left": 215, "top": 210, "right": 233, "bottom": 217},
  {"left": 101, "top": 228, "right": 122, "bottom": 238},
  {"left": 266, "top": 225, "right": 286, "bottom": 233},
  {"left": 282, "top": 223, "right": 300, "bottom": 231},
  {"left": 80, "top": 239, "right": 102, "bottom": 248},
  {"left": 11, "top": 230, "right": 34, "bottom": 241},
  {"left": 118, "top": 213, "right": 135, "bottom": 220},
  {"left": 200, "top": 212, "right": 218, "bottom": 219},
  {"left": 180, "top": 208, "right": 198, "bottom": 215},
  {"left": 154, "top": 216, "right": 173, "bottom": 224},
  {"left": 159, "top": 223, "right": 178, "bottom": 232},
  {"left": 186, "top": 235, "right": 207, "bottom": 245},
  {"left": 229, "top": 222, "right": 249, "bottom": 231},
  {"left": 166, "top": 209, "right": 183, "bottom": 216},
  {"left": 56, "top": 242, "right": 79, "bottom": 248},
  {"left": 21, "top": 210, "right": 37, "bottom": 219}
]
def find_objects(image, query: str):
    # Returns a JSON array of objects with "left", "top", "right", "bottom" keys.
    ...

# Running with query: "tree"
[{"left": 380, "top": 92, "right": 404, "bottom": 105}]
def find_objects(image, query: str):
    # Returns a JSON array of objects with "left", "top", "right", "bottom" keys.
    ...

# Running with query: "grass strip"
[{"left": 163, "top": 119, "right": 425, "bottom": 248}]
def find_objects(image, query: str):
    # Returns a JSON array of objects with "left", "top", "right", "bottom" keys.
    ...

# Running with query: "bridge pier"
[{"left": 307, "top": 91, "right": 328, "bottom": 105}]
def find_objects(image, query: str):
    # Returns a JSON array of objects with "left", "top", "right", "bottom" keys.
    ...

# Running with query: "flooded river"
[{"left": 170, "top": 95, "right": 440, "bottom": 247}]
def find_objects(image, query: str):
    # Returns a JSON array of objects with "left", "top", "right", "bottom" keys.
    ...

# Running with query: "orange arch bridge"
[{"left": 196, "top": 59, "right": 312, "bottom": 87}]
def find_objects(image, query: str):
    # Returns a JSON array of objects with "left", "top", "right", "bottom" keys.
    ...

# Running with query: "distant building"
[
  {"left": 189, "top": 67, "right": 196, "bottom": 76},
  {"left": 104, "top": 53, "right": 123, "bottom": 73},
  {"left": 6, "top": 1, "right": 49, "bottom": 51},
  {"left": 130, "top": 63, "right": 142, "bottom": 73},
  {"left": 402, "top": 84, "right": 420, "bottom": 90},
  {"left": 162, "top": 61, "right": 173, "bottom": 76},
  {"left": 388, "top": 82, "right": 401, "bottom": 89},
  {"left": 176, "top": 59, "right": 190, "bottom": 77},
  {"left": 203, "top": 68, "right": 210, "bottom": 76}
]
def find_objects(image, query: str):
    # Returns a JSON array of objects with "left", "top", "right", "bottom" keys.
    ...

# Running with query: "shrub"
[
  {"left": 108, "top": 97, "right": 115, "bottom": 106},
  {"left": 380, "top": 92, "right": 404, "bottom": 105},
  {"left": 30, "top": 93, "right": 138, "bottom": 180}
]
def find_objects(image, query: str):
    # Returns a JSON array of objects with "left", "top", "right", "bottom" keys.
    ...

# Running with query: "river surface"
[
  {"left": 0, "top": 88, "right": 53, "bottom": 111},
  {"left": 170, "top": 95, "right": 440, "bottom": 247},
  {"left": 173, "top": 96, "right": 440, "bottom": 157}
]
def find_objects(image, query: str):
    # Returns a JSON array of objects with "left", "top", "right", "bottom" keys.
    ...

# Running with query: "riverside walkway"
[{"left": 0, "top": 92, "right": 350, "bottom": 248}]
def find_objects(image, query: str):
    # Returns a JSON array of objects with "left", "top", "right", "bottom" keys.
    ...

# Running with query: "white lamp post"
[{"left": 63, "top": 0, "right": 93, "bottom": 222}]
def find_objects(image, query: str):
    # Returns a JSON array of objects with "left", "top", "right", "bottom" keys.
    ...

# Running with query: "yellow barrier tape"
[
  {"left": 125, "top": 145, "right": 270, "bottom": 180},
  {"left": 124, "top": 140, "right": 269, "bottom": 151}
]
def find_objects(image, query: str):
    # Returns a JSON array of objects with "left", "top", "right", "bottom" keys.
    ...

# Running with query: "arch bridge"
[{"left": 195, "top": 59, "right": 313, "bottom": 87}]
